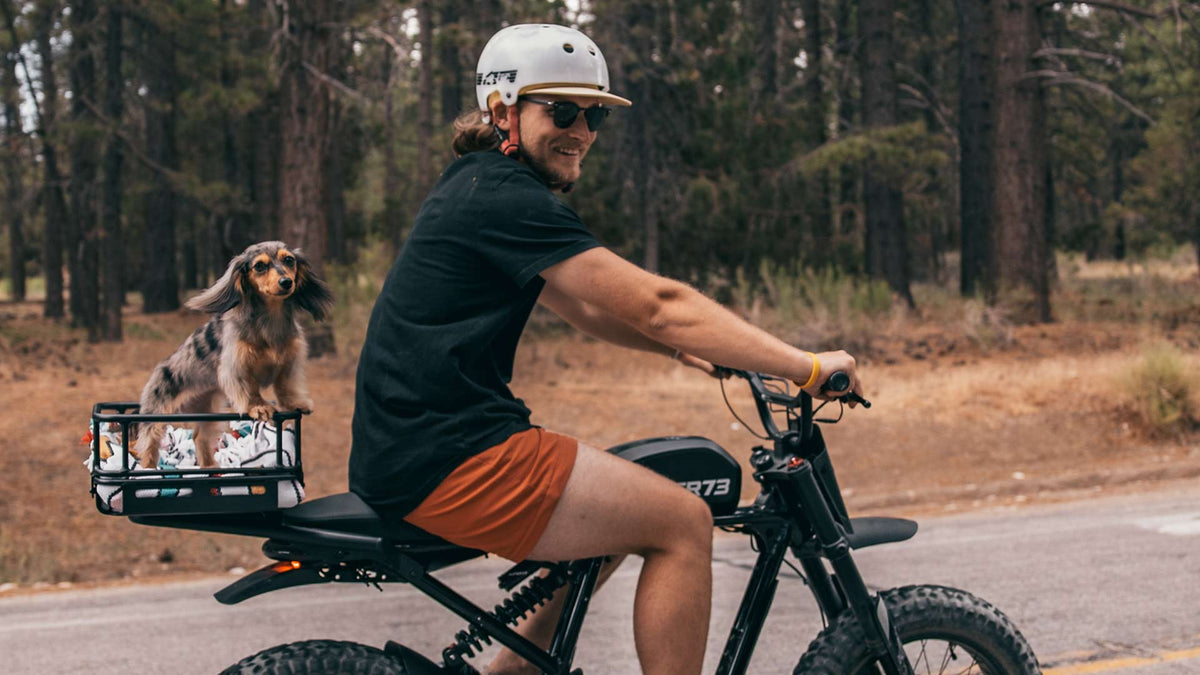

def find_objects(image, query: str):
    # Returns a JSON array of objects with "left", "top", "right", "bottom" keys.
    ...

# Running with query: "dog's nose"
[{"left": 279, "top": 278, "right": 294, "bottom": 290}]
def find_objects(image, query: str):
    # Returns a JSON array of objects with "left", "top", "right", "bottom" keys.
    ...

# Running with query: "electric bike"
[{"left": 97, "top": 371, "right": 1042, "bottom": 674}]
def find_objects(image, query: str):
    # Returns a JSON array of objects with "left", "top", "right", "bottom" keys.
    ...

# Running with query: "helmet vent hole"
[
  {"left": 588, "top": 46, "right": 597, "bottom": 55},
  {"left": 562, "top": 43, "right": 575, "bottom": 53}
]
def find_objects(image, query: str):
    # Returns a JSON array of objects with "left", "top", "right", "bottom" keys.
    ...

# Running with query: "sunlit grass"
[
  {"left": 0, "top": 275, "right": 45, "bottom": 300},
  {"left": 1117, "top": 342, "right": 1200, "bottom": 437}
]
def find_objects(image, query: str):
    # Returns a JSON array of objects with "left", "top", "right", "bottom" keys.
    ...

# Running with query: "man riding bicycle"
[{"left": 349, "top": 23, "right": 863, "bottom": 675}]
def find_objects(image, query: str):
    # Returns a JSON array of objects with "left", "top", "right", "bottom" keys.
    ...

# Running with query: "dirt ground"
[{"left": 2, "top": 297, "right": 1199, "bottom": 589}]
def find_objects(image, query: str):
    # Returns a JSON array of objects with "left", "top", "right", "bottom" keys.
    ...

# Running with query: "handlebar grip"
[
  {"left": 821, "top": 370, "right": 872, "bottom": 408},
  {"left": 823, "top": 371, "right": 852, "bottom": 394}
]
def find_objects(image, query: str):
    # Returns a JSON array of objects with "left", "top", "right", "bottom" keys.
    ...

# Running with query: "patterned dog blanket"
[{"left": 85, "top": 420, "right": 304, "bottom": 513}]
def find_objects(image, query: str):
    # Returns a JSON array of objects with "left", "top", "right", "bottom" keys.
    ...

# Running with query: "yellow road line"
[{"left": 1044, "top": 646, "right": 1200, "bottom": 674}]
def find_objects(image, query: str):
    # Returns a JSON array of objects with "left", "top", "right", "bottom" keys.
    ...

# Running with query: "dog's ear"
[
  {"left": 291, "top": 249, "right": 334, "bottom": 321},
  {"left": 186, "top": 253, "right": 248, "bottom": 314}
]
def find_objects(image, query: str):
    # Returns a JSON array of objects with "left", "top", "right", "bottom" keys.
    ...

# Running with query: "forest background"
[{"left": 3, "top": 0, "right": 1200, "bottom": 586}]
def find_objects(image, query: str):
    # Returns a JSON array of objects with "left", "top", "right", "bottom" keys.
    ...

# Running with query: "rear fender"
[{"left": 214, "top": 560, "right": 330, "bottom": 605}]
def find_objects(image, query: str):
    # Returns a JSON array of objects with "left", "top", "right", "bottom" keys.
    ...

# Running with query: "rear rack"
[{"left": 89, "top": 402, "right": 305, "bottom": 516}]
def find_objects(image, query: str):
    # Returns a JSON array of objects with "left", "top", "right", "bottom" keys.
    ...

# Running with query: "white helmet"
[{"left": 475, "top": 24, "right": 632, "bottom": 112}]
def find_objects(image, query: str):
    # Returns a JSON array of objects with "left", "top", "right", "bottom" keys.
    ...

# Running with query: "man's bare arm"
[
  {"left": 537, "top": 282, "right": 676, "bottom": 357},
  {"left": 540, "top": 247, "right": 859, "bottom": 394}
]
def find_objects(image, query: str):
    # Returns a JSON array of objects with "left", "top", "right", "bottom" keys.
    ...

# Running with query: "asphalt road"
[{"left": 3, "top": 485, "right": 1199, "bottom": 674}]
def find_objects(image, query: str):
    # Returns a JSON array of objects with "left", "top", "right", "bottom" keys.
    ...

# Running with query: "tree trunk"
[
  {"left": 68, "top": 0, "right": 100, "bottom": 340},
  {"left": 833, "top": 0, "right": 859, "bottom": 249},
  {"left": 218, "top": 0, "right": 250, "bottom": 261},
  {"left": 991, "top": 0, "right": 1050, "bottom": 322},
  {"left": 2, "top": 26, "right": 24, "bottom": 301},
  {"left": 141, "top": 8, "right": 179, "bottom": 313},
  {"left": 415, "top": 0, "right": 434, "bottom": 199},
  {"left": 438, "top": 1, "right": 462, "bottom": 124},
  {"left": 382, "top": 42, "right": 404, "bottom": 246},
  {"left": 100, "top": 3, "right": 123, "bottom": 340},
  {"left": 278, "top": 0, "right": 335, "bottom": 355},
  {"left": 279, "top": 1, "right": 332, "bottom": 264},
  {"left": 753, "top": 0, "right": 780, "bottom": 102},
  {"left": 247, "top": 0, "right": 277, "bottom": 244},
  {"left": 33, "top": 1, "right": 67, "bottom": 319},
  {"left": 860, "top": 0, "right": 914, "bottom": 306},
  {"left": 801, "top": 0, "right": 832, "bottom": 257},
  {"left": 326, "top": 76, "right": 346, "bottom": 263},
  {"left": 956, "top": 0, "right": 993, "bottom": 297}
]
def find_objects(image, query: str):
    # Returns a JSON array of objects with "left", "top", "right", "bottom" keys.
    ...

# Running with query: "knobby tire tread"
[
  {"left": 220, "top": 639, "right": 408, "bottom": 675},
  {"left": 793, "top": 584, "right": 1042, "bottom": 674}
]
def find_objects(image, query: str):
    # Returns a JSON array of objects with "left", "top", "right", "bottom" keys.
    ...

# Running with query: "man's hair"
[{"left": 452, "top": 110, "right": 500, "bottom": 156}]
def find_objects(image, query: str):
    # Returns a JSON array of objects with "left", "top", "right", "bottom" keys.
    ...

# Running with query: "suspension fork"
[
  {"left": 714, "top": 523, "right": 790, "bottom": 675},
  {"left": 775, "top": 460, "right": 915, "bottom": 675},
  {"left": 795, "top": 552, "right": 846, "bottom": 621}
]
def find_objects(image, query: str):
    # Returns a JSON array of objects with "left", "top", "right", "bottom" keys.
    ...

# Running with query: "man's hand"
[
  {"left": 800, "top": 350, "right": 864, "bottom": 407},
  {"left": 675, "top": 352, "right": 727, "bottom": 379}
]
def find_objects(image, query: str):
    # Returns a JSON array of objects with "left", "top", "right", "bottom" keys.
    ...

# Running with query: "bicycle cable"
[{"left": 720, "top": 376, "right": 770, "bottom": 440}]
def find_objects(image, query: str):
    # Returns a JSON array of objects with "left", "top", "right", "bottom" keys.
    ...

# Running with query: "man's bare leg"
[{"left": 486, "top": 443, "right": 713, "bottom": 675}]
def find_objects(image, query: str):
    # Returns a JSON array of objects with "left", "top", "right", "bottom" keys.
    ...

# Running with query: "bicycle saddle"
[{"left": 283, "top": 491, "right": 444, "bottom": 544}]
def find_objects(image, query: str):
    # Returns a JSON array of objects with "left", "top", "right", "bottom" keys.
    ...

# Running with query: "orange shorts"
[{"left": 404, "top": 427, "right": 578, "bottom": 562}]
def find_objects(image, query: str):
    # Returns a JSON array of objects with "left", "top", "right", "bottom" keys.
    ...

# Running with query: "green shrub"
[
  {"left": 1121, "top": 343, "right": 1199, "bottom": 435},
  {"left": 751, "top": 261, "right": 895, "bottom": 345}
]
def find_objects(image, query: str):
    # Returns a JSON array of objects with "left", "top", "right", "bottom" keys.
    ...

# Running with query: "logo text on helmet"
[{"left": 477, "top": 70, "right": 518, "bottom": 86}]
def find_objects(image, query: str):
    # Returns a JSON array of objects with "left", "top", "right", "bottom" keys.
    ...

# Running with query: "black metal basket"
[{"left": 89, "top": 402, "right": 305, "bottom": 516}]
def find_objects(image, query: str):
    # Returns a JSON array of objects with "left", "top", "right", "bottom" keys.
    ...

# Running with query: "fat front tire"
[
  {"left": 794, "top": 585, "right": 1041, "bottom": 674},
  {"left": 220, "top": 639, "right": 407, "bottom": 675}
]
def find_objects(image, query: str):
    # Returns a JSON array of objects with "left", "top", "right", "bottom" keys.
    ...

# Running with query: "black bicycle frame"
[{"left": 131, "top": 370, "right": 915, "bottom": 675}]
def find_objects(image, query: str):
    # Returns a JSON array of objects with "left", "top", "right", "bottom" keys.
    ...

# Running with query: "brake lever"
[{"left": 820, "top": 372, "right": 872, "bottom": 409}]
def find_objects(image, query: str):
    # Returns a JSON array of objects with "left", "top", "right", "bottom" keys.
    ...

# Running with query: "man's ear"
[{"left": 490, "top": 101, "right": 512, "bottom": 131}]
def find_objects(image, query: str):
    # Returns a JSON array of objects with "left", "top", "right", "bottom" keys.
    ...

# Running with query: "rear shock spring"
[{"left": 443, "top": 564, "right": 570, "bottom": 667}]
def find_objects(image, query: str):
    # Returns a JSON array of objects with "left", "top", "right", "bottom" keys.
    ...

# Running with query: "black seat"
[{"left": 282, "top": 492, "right": 445, "bottom": 544}]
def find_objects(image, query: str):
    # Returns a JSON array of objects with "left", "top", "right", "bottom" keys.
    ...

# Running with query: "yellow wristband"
[{"left": 799, "top": 352, "right": 820, "bottom": 389}]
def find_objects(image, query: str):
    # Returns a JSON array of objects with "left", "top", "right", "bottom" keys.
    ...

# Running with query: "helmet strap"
[
  {"left": 495, "top": 102, "right": 574, "bottom": 194},
  {"left": 499, "top": 104, "right": 521, "bottom": 157}
]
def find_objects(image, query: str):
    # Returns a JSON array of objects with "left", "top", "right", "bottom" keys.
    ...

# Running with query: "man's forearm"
[
  {"left": 563, "top": 302, "right": 676, "bottom": 357},
  {"left": 631, "top": 284, "right": 819, "bottom": 384}
]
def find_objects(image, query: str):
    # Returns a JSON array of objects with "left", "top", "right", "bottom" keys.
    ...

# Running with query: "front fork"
[{"left": 765, "top": 459, "right": 915, "bottom": 675}]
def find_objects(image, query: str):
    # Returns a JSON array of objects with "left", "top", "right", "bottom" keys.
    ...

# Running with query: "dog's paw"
[
  {"left": 248, "top": 404, "right": 277, "bottom": 422},
  {"left": 289, "top": 398, "right": 314, "bottom": 415}
]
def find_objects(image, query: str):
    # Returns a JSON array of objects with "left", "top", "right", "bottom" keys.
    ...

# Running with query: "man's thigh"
[{"left": 526, "top": 442, "right": 711, "bottom": 562}]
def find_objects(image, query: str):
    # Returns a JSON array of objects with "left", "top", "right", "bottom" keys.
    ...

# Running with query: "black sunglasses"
[{"left": 519, "top": 96, "right": 611, "bottom": 132}]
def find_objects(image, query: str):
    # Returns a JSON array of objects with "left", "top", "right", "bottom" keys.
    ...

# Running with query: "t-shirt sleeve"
[{"left": 476, "top": 175, "right": 602, "bottom": 288}]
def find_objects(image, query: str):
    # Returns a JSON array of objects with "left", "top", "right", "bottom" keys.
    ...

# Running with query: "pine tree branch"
[
  {"left": 1037, "top": 0, "right": 1161, "bottom": 19},
  {"left": 1025, "top": 69, "right": 1154, "bottom": 123},
  {"left": 897, "top": 82, "right": 957, "bottom": 145},
  {"left": 1033, "top": 46, "right": 1122, "bottom": 67},
  {"left": 301, "top": 60, "right": 374, "bottom": 107},
  {"left": 78, "top": 95, "right": 186, "bottom": 189},
  {"left": 364, "top": 24, "right": 407, "bottom": 58}
]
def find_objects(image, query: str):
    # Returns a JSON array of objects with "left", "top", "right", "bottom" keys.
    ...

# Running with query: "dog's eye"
[
  {"left": 253, "top": 261, "right": 269, "bottom": 273},
  {"left": 282, "top": 256, "right": 295, "bottom": 268}
]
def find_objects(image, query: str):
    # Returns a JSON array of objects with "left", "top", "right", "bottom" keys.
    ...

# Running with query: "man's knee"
[{"left": 665, "top": 489, "right": 714, "bottom": 554}]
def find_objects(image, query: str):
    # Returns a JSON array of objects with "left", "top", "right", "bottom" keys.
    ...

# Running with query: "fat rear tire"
[
  {"left": 794, "top": 585, "right": 1041, "bottom": 674},
  {"left": 220, "top": 639, "right": 407, "bottom": 675}
]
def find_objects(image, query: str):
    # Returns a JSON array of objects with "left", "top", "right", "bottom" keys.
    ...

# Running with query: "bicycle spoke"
[
  {"left": 937, "top": 642, "right": 953, "bottom": 673},
  {"left": 895, "top": 639, "right": 988, "bottom": 675}
]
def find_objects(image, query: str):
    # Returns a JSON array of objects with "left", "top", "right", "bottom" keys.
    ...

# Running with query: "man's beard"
[{"left": 519, "top": 145, "right": 576, "bottom": 189}]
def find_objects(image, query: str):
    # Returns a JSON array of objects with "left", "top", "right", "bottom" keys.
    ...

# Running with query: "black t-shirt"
[{"left": 348, "top": 150, "right": 601, "bottom": 517}]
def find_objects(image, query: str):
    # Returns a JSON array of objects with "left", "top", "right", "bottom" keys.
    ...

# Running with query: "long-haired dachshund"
[{"left": 134, "top": 241, "right": 334, "bottom": 468}]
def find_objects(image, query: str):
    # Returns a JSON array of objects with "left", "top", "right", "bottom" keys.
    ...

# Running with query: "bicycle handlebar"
[{"left": 713, "top": 365, "right": 871, "bottom": 441}]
